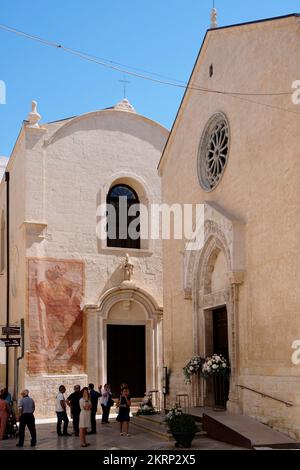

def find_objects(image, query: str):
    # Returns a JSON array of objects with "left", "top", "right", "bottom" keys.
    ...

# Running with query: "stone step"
[
  {"left": 110, "top": 397, "right": 142, "bottom": 413},
  {"left": 201, "top": 410, "right": 299, "bottom": 449},
  {"left": 112, "top": 396, "right": 143, "bottom": 402},
  {"left": 131, "top": 414, "right": 172, "bottom": 440},
  {"left": 131, "top": 413, "right": 204, "bottom": 441},
  {"left": 253, "top": 443, "right": 300, "bottom": 450}
]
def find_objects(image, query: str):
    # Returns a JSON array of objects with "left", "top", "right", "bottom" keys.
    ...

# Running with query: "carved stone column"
[
  {"left": 227, "top": 271, "right": 244, "bottom": 414},
  {"left": 83, "top": 305, "right": 99, "bottom": 386}
]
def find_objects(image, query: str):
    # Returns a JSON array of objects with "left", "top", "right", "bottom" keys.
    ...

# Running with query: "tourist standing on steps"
[
  {"left": 79, "top": 387, "right": 92, "bottom": 447},
  {"left": 16, "top": 389, "right": 37, "bottom": 447},
  {"left": 116, "top": 386, "right": 131, "bottom": 436},
  {"left": 88, "top": 383, "right": 100, "bottom": 434},
  {"left": 56, "top": 385, "right": 71, "bottom": 436},
  {"left": 67, "top": 385, "right": 81, "bottom": 436}
]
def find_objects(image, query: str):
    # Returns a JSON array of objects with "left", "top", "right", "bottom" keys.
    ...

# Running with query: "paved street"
[{"left": 0, "top": 416, "right": 245, "bottom": 451}]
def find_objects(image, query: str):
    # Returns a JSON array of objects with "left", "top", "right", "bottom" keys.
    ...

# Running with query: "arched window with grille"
[{"left": 106, "top": 184, "right": 140, "bottom": 249}]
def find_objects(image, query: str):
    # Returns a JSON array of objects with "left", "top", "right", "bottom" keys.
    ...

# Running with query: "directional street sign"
[
  {"left": 0, "top": 338, "right": 21, "bottom": 347},
  {"left": 2, "top": 326, "right": 21, "bottom": 335}
]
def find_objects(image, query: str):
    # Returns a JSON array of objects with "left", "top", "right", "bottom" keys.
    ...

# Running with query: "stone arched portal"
[
  {"left": 83, "top": 285, "right": 163, "bottom": 397},
  {"left": 183, "top": 202, "right": 245, "bottom": 412}
]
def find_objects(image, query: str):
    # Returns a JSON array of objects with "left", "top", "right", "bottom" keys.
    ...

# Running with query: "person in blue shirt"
[{"left": 16, "top": 389, "right": 37, "bottom": 448}]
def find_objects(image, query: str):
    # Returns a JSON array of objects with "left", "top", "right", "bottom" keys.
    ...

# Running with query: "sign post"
[
  {"left": 15, "top": 318, "right": 25, "bottom": 401},
  {"left": 2, "top": 326, "right": 21, "bottom": 336},
  {"left": 0, "top": 324, "right": 22, "bottom": 348},
  {"left": 0, "top": 338, "right": 21, "bottom": 347},
  {"left": 1, "top": 320, "right": 25, "bottom": 400}
]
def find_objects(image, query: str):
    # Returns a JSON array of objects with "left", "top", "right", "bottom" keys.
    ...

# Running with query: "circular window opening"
[{"left": 197, "top": 113, "right": 230, "bottom": 191}]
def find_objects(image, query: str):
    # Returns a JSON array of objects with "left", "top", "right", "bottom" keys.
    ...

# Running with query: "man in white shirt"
[{"left": 56, "top": 385, "right": 71, "bottom": 436}]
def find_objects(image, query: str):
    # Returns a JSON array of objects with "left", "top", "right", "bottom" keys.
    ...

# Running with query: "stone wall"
[
  {"left": 25, "top": 373, "right": 88, "bottom": 418},
  {"left": 2, "top": 106, "right": 168, "bottom": 416},
  {"left": 160, "top": 16, "right": 300, "bottom": 438}
]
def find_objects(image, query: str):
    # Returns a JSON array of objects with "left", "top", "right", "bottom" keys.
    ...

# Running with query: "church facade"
[
  {"left": 1, "top": 12, "right": 300, "bottom": 439},
  {"left": 159, "top": 14, "right": 300, "bottom": 439},
  {"left": 0, "top": 98, "right": 168, "bottom": 416}
]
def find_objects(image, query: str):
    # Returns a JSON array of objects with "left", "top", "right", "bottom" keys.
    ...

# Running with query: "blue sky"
[{"left": 0, "top": 0, "right": 299, "bottom": 156}]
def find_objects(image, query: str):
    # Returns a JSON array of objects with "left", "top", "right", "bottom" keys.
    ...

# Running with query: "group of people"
[
  {"left": 56, "top": 382, "right": 132, "bottom": 447},
  {"left": 57, "top": 383, "right": 115, "bottom": 447},
  {"left": 0, "top": 388, "right": 36, "bottom": 447},
  {"left": 2, "top": 382, "right": 132, "bottom": 448}
]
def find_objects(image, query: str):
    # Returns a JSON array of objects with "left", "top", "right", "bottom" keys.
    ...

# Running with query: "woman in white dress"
[{"left": 79, "top": 387, "right": 92, "bottom": 447}]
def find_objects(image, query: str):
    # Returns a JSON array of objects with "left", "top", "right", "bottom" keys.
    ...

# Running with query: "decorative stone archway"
[
  {"left": 183, "top": 202, "right": 245, "bottom": 412},
  {"left": 83, "top": 285, "right": 163, "bottom": 395}
]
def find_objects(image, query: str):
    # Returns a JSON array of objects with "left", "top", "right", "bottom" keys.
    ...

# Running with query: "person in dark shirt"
[
  {"left": 88, "top": 384, "right": 100, "bottom": 434},
  {"left": 67, "top": 385, "right": 81, "bottom": 436},
  {"left": 116, "top": 386, "right": 131, "bottom": 436}
]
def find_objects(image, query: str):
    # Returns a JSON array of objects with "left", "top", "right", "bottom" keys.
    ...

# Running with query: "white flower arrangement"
[
  {"left": 183, "top": 354, "right": 229, "bottom": 384},
  {"left": 164, "top": 402, "right": 182, "bottom": 424},
  {"left": 183, "top": 356, "right": 205, "bottom": 384},
  {"left": 136, "top": 393, "right": 157, "bottom": 415},
  {"left": 201, "top": 354, "right": 229, "bottom": 378}
]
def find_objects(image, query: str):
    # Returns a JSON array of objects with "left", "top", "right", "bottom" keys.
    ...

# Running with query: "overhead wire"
[{"left": 0, "top": 23, "right": 300, "bottom": 116}]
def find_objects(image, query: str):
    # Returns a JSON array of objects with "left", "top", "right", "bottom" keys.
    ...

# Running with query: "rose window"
[{"left": 198, "top": 113, "right": 230, "bottom": 191}]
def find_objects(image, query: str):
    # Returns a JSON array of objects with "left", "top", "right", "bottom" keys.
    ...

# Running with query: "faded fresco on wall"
[{"left": 28, "top": 258, "right": 84, "bottom": 374}]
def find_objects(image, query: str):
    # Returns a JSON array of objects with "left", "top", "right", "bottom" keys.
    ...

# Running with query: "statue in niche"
[{"left": 123, "top": 253, "right": 134, "bottom": 281}]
